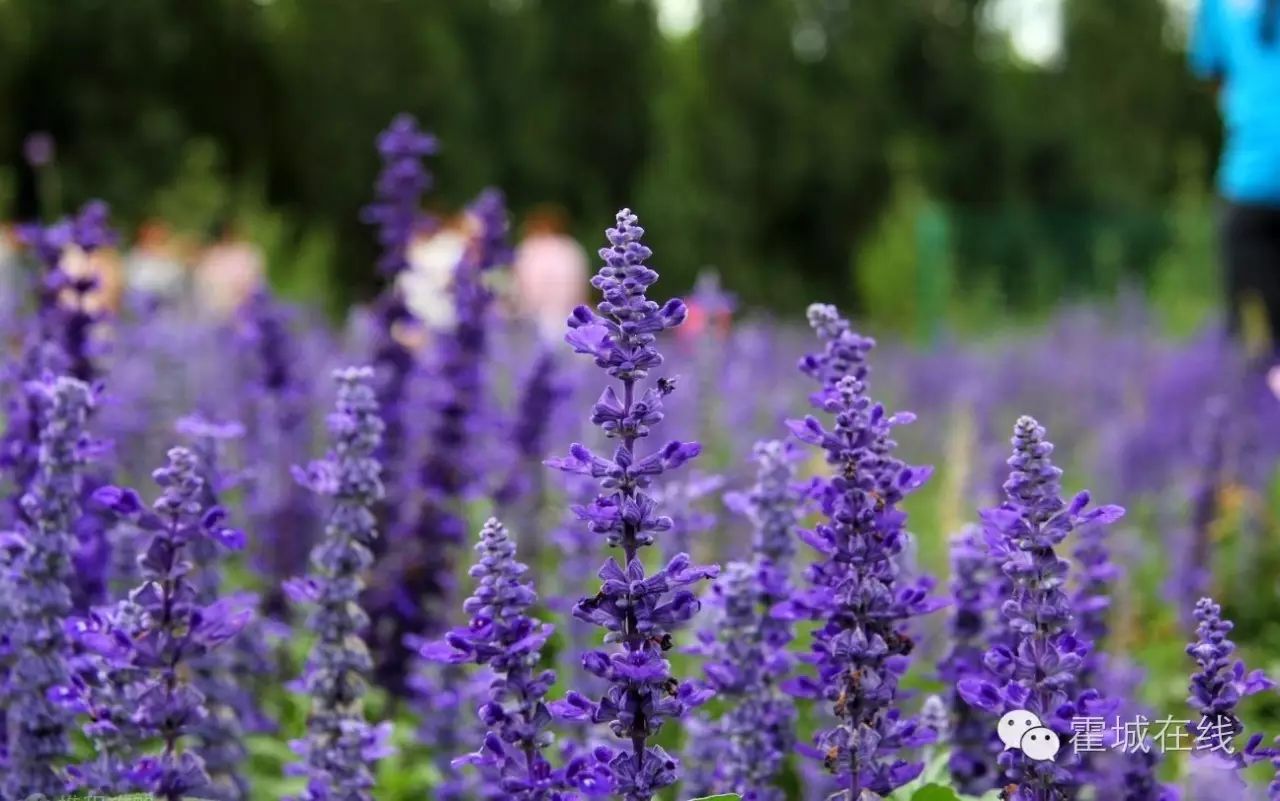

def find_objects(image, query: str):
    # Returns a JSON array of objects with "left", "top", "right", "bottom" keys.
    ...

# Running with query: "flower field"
[{"left": 3, "top": 115, "right": 1280, "bottom": 801}]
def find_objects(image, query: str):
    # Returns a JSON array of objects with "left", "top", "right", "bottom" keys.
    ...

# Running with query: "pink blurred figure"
[
  {"left": 194, "top": 222, "right": 265, "bottom": 319},
  {"left": 513, "top": 206, "right": 587, "bottom": 339}
]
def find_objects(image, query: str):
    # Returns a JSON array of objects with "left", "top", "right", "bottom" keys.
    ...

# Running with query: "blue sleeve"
[{"left": 1190, "top": 0, "right": 1227, "bottom": 80}]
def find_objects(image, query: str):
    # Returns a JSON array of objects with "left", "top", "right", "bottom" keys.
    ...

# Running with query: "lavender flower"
[
  {"left": 939, "top": 526, "right": 997, "bottom": 795},
  {"left": 2, "top": 375, "right": 94, "bottom": 798},
  {"left": 179, "top": 415, "right": 269, "bottom": 801},
  {"left": 687, "top": 439, "right": 803, "bottom": 798},
  {"left": 546, "top": 209, "right": 715, "bottom": 801},
  {"left": 422, "top": 518, "right": 570, "bottom": 799},
  {"left": 1185, "top": 597, "right": 1274, "bottom": 761},
  {"left": 361, "top": 114, "right": 436, "bottom": 512},
  {"left": 370, "top": 189, "right": 510, "bottom": 697},
  {"left": 779, "top": 304, "right": 941, "bottom": 799},
  {"left": 287, "top": 367, "right": 392, "bottom": 801},
  {"left": 88, "top": 446, "right": 251, "bottom": 801},
  {"left": 1072, "top": 521, "right": 1117, "bottom": 686},
  {"left": 235, "top": 290, "right": 317, "bottom": 613},
  {"left": 959, "top": 416, "right": 1124, "bottom": 801},
  {"left": 690, "top": 561, "right": 796, "bottom": 801}
]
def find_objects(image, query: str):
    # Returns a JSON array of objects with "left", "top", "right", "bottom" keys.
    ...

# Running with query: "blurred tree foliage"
[{"left": 0, "top": 0, "right": 1219, "bottom": 319}]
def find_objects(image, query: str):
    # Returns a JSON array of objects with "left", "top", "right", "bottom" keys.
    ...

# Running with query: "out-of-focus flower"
[{"left": 288, "top": 367, "right": 390, "bottom": 801}]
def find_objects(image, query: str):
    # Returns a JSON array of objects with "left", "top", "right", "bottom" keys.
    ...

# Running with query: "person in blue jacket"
[{"left": 1191, "top": 0, "right": 1280, "bottom": 347}]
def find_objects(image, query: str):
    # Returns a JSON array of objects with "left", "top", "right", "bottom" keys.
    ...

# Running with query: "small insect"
[
  {"left": 662, "top": 677, "right": 680, "bottom": 697},
  {"left": 823, "top": 746, "right": 840, "bottom": 772},
  {"left": 656, "top": 377, "right": 677, "bottom": 395}
]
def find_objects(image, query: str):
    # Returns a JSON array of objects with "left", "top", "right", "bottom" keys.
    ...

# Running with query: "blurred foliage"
[{"left": 0, "top": 0, "right": 1220, "bottom": 322}]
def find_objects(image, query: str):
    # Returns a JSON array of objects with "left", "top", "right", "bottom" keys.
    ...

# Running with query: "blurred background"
[{"left": 0, "top": 0, "right": 1224, "bottom": 336}]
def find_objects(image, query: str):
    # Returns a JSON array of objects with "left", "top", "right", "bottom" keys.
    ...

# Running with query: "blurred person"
[
  {"left": 0, "top": 223, "right": 18, "bottom": 302},
  {"left": 194, "top": 220, "right": 265, "bottom": 319},
  {"left": 512, "top": 205, "right": 587, "bottom": 339},
  {"left": 1191, "top": 0, "right": 1280, "bottom": 353},
  {"left": 679, "top": 270, "right": 736, "bottom": 343},
  {"left": 400, "top": 213, "right": 469, "bottom": 333},
  {"left": 61, "top": 240, "right": 124, "bottom": 315},
  {"left": 125, "top": 219, "right": 187, "bottom": 302}
]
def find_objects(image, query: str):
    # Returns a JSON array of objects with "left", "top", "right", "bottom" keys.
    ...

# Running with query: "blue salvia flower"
[
  {"left": 1185, "top": 597, "right": 1274, "bottom": 768},
  {"left": 362, "top": 114, "right": 435, "bottom": 481},
  {"left": 178, "top": 415, "right": 271, "bottom": 801},
  {"left": 779, "top": 305, "right": 941, "bottom": 799},
  {"left": 88, "top": 446, "right": 250, "bottom": 801},
  {"left": 422, "top": 518, "right": 572, "bottom": 799},
  {"left": 546, "top": 209, "right": 715, "bottom": 801},
  {"left": 371, "top": 188, "right": 511, "bottom": 699},
  {"left": 235, "top": 289, "right": 318, "bottom": 615},
  {"left": 939, "top": 526, "right": 997, "bottom": 795},
  {"left": 58, "top": 600, "right": 147, "bottom": 793},
  {"left": 2, "top": 202, "right": 114, "bottom": 528},
  {"left": 690, "top": 561, "right": 796, "bottom": 801},
  {"left": 688, "top": 439, "right": 802, "bottom": 798},
  {"left": 286, "top": 367, "right": 392, "bottom": 801},
  {"left": 1072, "top": 521, "right": 1117, "bottom": 687},
  {"left": 959, "top": 416, "right": 1123, "bottom": 801},
  {"left": 2, "top": 375, "right": 94, "bottom": 798}
]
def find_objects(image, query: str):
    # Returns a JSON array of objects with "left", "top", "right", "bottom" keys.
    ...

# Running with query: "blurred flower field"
[{"left": 3, "top": 116, "right": 1280, "bottom": 801}]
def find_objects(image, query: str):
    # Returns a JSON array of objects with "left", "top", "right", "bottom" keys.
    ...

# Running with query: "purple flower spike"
[
  {"left": 1186, "top": 596, "right": 1274, "bottom": 769},
  {"left": 781, "top": 304, "right": 942, "bottom": 799},
  {"left": 288, "top": 367, "right": 390, "bottom": 801},
  {"left": 958, "top": 416, "right": 1124, "bottom": 800},
  {"left": 63, "top": 444, "right": 251, "bottom": 801},
  {"left": 547, "top": 209, "right": 714, "bottom": 801},
  {"left": 1, "top": 375, "right": 94, "bottom": 798},
  {"left": 422, "top": 518, "right": 572, "bottom": 799}
]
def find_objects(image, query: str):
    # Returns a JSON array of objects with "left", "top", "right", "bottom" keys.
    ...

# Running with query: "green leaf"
[{"left": 910, "top": 784, "right": 963, "bottom": 801}]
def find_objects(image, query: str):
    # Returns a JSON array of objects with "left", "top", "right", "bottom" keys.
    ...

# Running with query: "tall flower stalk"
[
  {"left": 940, "top": 526, "right": 997, "bottom": 795},
  {"left": 688, "top": 439, "right": 802, "bottom": 798},
  {"left": 547, "top": 209, "right": 715, "bottom": 801},
  {"left": 371, "top": 189, "right": 510, "bottom": 698},
  {"left": 1185, "top": 597, "right": 1273, "bottom": 776},
  {"left": 779, "top": 304, "right": 941, "bottom": 799},
  {"left": 361, "top": 113, "right": 436, "bottom": 485},
  {"left": 87, "top": 446, "right": 251, "bottom": 800},
  {"left": 286, "top": 367, "right": 392, "bottom": 800},
  {"left": 959, "top": 416, "right": 1123, "bottom": 801},
  {"left": 2, "top": 375, "right": 94, "bottom": 798},
  {"left": 422, "top": 518, "right": 571, "bottom": 799}
]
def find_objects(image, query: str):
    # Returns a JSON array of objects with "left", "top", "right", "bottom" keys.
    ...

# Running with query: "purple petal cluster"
[
  {"left": 546, "top": 209, "right": 714, "bottom": 801},
  {"left": 939, "top": 526, "right": 997, "bottom": 795},
  {"left": 370, "top": 191, "right": 510, "bottom": 707},
  {"left": 688, "top": 439, "right": 803, "bottom": 798},
  {"left": 691, "top": 560, "right": 796, "bottom": 801},
  {"left": 780, "top": 304, "right": 941, "bottom": 798},
  {"left": 1185, "top": 596, "right": 1274, "bottom": 763},
  {"left": 179, "top": 416, "right": 269, "bottom": 801},
  {"left": 423, "top": 518, "right": 571, "bottom": 799},
  {"left": 959, "top": 416, "right": 1123, "bottom": 800},
  {"left": 2, "top": 375, "right": 94, "bottom": 798},
  {"left": 362, "top": 114, "right": 436, "bottom": 507},
  {"left": 86, "top": 445, "right": 252, "bottom": 801},
  {"left": 287, "top": 367, "right": 391, "bottom": 801},
  {"left": 235, "top": 290, "right": 318, "bottom": 613}
]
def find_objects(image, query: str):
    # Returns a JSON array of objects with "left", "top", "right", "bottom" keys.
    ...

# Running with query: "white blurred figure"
[
  {"left": 400, "top": 214, "right": 469, "bottom": 333},
  {"left": 126, "top": 220, "right": 187, "bottom": 303},
  {"left": 513, "top": 206, "right": 587, "bottom": 339},
  {"left": 194, "top": 221, "right": 265, "bottom": 319}
]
